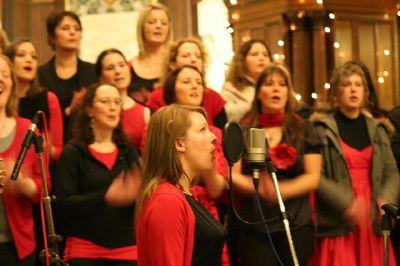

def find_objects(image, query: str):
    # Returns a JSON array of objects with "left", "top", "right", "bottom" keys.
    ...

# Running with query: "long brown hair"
[
  {"left": 245, "top": 63, "right": 304, "bottom": 151},
  {"left": 4, "top": 39, "right": 43, "bottom": 97},
  {"left": 135, "top": 104, "right": 206, "bottom": 218},
  {"left": 226, "top": 39, "right": 272, "bottom": 91}
]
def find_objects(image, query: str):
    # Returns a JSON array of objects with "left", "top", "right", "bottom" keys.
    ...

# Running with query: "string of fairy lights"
[{"left": 226, "top": 0, "right": 396, "bottom": 102}]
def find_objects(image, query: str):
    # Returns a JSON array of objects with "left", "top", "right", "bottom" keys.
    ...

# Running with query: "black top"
[
  {"left": 38, "top": 57, "right": 97, "bottom": 140},
  {"left": 240, "top": 120, "right": 322, "bottom": 233},
  {"left": 129, "top": 67, "right": 159, "bottom": 104},
  {"left": 185, "top": 194, "right": 224, "bottom": 266},
  {"left": 18, "top": 90, "right": 49, "bottom": 131},
  {"left": 55, "top": 140, "right": 140, "bottom": 248},
  {"left": 334, "top": 111, "right": 371, "bottom": 150}
]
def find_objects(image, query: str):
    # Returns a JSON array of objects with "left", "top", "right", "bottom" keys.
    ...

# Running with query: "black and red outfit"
[
  {"left": 55, "top": 140, "right": 140, "bottom": 265},
  {"left": 0, "top": 117, "right": 47, "bottom": 265},
  {"left": 233, "top": 114, "right": 321, "bottom": 266}
]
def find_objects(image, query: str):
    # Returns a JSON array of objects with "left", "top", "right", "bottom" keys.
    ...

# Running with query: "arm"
[
  {"left": 260, "top": 153, "right": 321, "bottom": 203},
  {"left": 55, "top": 145, "right": 108, "bottom": 217},
  {"left": 138, "top": 194, "right": 192, "bottom": 266},
  {"left": 47, "top": 92, "right": 64, "bottom": 162},
  {"left": 377, "top": 126, "right": 400, "bottom": 204},
  {"left": 200, "top": 126, "right": 228, "bottom": 198}
]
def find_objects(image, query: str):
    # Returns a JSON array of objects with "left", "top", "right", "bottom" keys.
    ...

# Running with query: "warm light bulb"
[
  {"left": 324, "top": 83, "right": 331, "bottom": 89},
  {"left": 273, "top": 53, "right": 280, "bottom": 60},
  {"left": 230, "top": 0, "right": 238, "bottom": 5},
  {"left": 384, "top": 49, "right": 390, "bottom": 56},
  {"left": 378, "top": 77, "right": 385, "bottom": 84},
  {"left": 334, "top": 42, "right": 340, "bottom": 48},
  {"left": 324, "top": 27, "right": 331, "bottom": 33},
  {"left": 311, "top": 93, "right": 318, "bottom": 99},
  {"left": 227, "top": 27, "right": 234, "bottom": 34},
  {"left": 290, "top": 24, "right": 297, "bottom": 31},
  {"left": 383, "top": 70, "right": 389, "bottom": 76},
  {"left": 329, "top": 13, "right": 335, "bottom": 19},
  {"left": 295, "top": 94, "right": 302, "bottom": 101},
  {"left": 278, "top": 40, "right": 285, "bottom": 47},
  {"left": 316, "top": 0, "right": 323, "bottom": 4}
]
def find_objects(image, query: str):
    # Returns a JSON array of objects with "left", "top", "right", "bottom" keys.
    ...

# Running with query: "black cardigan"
[{"left": 55, "top": 140, "right": 140, "bottom": 248}]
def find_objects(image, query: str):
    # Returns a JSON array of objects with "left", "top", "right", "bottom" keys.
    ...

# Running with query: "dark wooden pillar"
[{"left": 159, "top": 0, "right": 198, "bottom": 39}]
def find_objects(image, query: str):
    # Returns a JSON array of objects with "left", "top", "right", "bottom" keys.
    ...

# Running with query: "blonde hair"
[
  {"left": 161, "top": 37, "right": 208, "bottom": 83},
  {"left": 136, "top": 3, "right": 172, "bottom": 57},
  {"left": 328, "top": 63, "right": 369, "bottom": 109},
  {"left": 135, "top": 104, "right": 206, "bottom": 219},
  {"left": 0, "top": 55, "right": 19, "bottom": 117}
]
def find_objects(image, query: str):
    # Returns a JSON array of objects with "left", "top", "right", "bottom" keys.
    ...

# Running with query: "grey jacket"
[{"left": 314, "top": 113, "right": 399, "bottom": 237}]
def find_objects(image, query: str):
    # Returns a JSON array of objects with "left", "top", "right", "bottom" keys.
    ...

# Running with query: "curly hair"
[{"left": 72, "top": 83, "right": 130, "bottom": 146}]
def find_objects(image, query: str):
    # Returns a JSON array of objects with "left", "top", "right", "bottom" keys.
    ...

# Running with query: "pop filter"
[{"left": 222, "top": 122, "right": 245, "bottom": 165}]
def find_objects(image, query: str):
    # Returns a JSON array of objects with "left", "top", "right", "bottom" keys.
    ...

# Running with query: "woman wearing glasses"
[{"left": 55, "top": 83, "right": 142, "bottom": 266}]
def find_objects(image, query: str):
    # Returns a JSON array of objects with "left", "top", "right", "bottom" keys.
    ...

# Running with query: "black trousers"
[
  {"left": 0, "top": 242, "right": 35, "bottom": 266},
  {"left": 68, "top": 258, "right": 137, "bottom": 266},
  {"left": 237, "top": 223, "right": 314, "bottom": 266}
]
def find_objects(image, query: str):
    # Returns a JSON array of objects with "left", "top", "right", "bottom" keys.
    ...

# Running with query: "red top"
[
  {"left": 121, "top": 104, "right": 146, "bottom": 151},
  {"left": 146, "top": 87, "right": 226, "bottom": 126},
  {"left": 47, "top": 91, "right": 63, "bottom": 163},
  {"left": 87, "top": 146, "right": 118, "bottom": 170},
  {"left": 137, "top": 182, "right": 195, "bottom": 266},
  {"left": 1, "top": 117, "right": 47, "bottom": 259},
  {"left": 64, "top": 237, "right": 137, "bottom": 261}
]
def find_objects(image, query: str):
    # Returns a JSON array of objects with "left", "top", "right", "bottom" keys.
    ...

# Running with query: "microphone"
[
  {"left": 10, "top": 112, "right": 40, "bottom": 180},
  {"left": 246, "top": 128, "right": 266, "bottom": 181},
  {"left": 381, "top": 203, "right": 400, "bottom": 219}
]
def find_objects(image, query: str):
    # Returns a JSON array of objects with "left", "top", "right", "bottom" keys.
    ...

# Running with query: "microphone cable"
[{"left": 228, "top": 165, "right": 284, "bottom": 266}]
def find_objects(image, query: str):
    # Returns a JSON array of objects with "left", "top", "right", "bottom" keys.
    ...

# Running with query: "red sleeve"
[
  {"left": 145, "top": 87, "right": 166, "bottom": 113},
  {"left": 210, "top": 126, "right": 228, "bottom": 178},
  {"left": 203, "top": 89, "right": 226, "bottom": 117},
  {"left": 138, "top": 193, "right": 192, "bottom": 266},
  {"left": 47, "top": 92, "right": 64, "bottom": 162}
]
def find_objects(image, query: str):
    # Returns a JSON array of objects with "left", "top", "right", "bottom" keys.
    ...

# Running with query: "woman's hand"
[
  {"left": 1, "top": 160, "right": 37, "bottom": 199},
  {"left": 65, "top": 88, "right": 87, "bottom": 116},
  {"left": 105, "top": 166, "right": 141, "bottom": 207}
]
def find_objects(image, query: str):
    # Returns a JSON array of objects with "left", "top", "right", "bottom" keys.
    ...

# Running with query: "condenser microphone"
[
  {"left": 11, "top": 112, "right": 40, "bottom": 180},
  {"left": 246, "top": 128, "right": 266, "bottom": 180}
]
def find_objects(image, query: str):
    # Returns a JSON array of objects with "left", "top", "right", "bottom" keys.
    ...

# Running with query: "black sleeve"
[
  {"left": 55, "top": 144, "right": 108, "bottom": 218},
  {"left": 392, "top": 132, "right": 400, "bottom": 171},
  {"left": 303, "top": 120, "right": 322, "bottom": 154},
  {"left": 213, "top": 108, "right": 228, "bottom": 130}
]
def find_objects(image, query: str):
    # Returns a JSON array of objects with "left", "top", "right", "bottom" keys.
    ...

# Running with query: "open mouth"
[
  {"left": 271, "top": 95, "right": 281, "bottom": 102},
  {"left": 23, "top": 66, "right": 33, "bottom": 71}
]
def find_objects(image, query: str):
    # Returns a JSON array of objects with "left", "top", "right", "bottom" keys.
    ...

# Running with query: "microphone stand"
[
  {"left": 30, "top": 134, "right": 67, "bottom": 266},
  {"left": 381, "top": 213, "right": 391, "bottom": 266},
  {"left": 265, "top": 159, "right": 299, "bottom": 266}
]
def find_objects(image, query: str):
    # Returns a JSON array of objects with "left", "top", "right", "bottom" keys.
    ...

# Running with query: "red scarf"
[{"left": 258, "top": 112, "right": 285, "bottom": 127}]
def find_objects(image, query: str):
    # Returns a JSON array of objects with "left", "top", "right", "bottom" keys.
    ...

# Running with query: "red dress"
[{"left": 312, "top": 140, "right": 396, "bottom": 266}]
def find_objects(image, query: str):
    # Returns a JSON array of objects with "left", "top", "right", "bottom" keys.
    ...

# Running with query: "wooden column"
[
  {"left": 287, "top": 13, "right": 313, "bottom": 102},
  {"left": 160, "top": 0, "right": 198, "bottom": 39}
]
